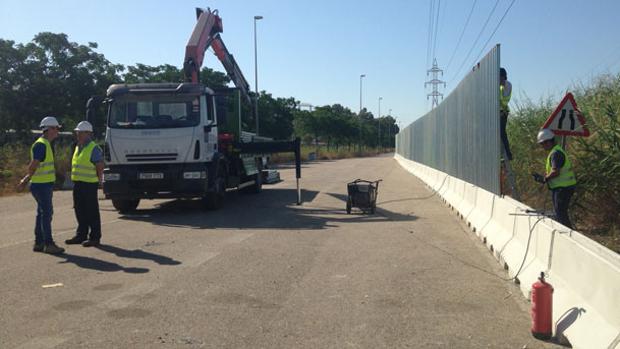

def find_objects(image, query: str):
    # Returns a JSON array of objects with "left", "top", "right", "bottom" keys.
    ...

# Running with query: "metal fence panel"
[{"left": 396, "top": 46, "right": 501, "bottom": 194}]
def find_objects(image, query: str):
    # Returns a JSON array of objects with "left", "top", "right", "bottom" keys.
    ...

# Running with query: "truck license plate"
[{"left": 139, "top": 172, "right": 164, "bottom": 180}]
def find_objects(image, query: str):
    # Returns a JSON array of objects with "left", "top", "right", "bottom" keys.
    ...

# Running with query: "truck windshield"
[{"left": 108, "top": 96, "right": 201, "bottom": 129}]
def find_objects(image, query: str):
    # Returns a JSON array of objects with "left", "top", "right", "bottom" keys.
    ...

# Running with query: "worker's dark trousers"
[
  {"left": 551, "top": 186, "right": 575, "bottom": 229},
  {"left": 500, "top": 111, "right": 513, "bottom": 160},
  {"left": 73, "top": 181, "right": 101, "bottom": 241}
]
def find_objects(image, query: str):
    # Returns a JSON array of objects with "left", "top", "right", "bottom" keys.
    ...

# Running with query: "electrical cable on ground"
[
  {"left": 380, "top": 164, "right": 555, "bottom": 284},
  {"left": 377, "top": 173, "right": 449, "bottom": 205},
  {"left": 502, "top": 215, "right": 545, "bottom": 282},
  {"left": 413, "top": 173, "right": 449, "bottom": 200},
  {"left": 407, "top": 210, "right": 547, "bottom": 283},
  {"left": 392, "top": 177, "right": 552, "bottom": 283}
]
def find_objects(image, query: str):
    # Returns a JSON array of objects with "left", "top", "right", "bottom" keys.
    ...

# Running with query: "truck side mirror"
[
  {"left": 86, "top": 96, "right": 104, "bottom": 123},
  {"left": 85, "top": 95, "right": 104, "bottom": 137}
]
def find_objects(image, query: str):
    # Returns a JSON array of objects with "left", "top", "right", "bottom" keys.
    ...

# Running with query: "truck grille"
[{"left": 126, "top": 153, "right": 178, "bottom": 162}]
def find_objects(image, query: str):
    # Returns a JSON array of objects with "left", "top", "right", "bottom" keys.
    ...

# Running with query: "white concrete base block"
[{"left": 394, "top": 154, "right": 620, "bottom": 349}]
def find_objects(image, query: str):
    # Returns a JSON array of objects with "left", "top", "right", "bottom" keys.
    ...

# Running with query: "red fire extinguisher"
[{"left": 531, "top": 271, "right": 554, "bottom": 340}]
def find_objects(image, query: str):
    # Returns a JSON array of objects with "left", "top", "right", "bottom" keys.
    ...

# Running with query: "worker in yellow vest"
[
  {"left": 533, "top": 129, "right": 577, "bottom": 229},
  {"left": 17, "top": 117, "right": 65, "bottom": 254},
  {"left": 500, "top": 67, "right": 513, "bottom": 160},
  {"left": 65, "top": 121, "right": 104, "bottom": 247}
]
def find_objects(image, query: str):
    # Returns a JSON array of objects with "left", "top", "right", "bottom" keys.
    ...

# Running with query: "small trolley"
[{"left": 346, "top": 179, "right": 382, "bottom": 214}]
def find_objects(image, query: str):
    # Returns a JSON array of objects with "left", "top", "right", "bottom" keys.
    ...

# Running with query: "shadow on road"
[
  {"left": 53, "top": 253, "right": 150, "bottom": 273},
  {"left": 325, "top": 192, "right": 418, "bottom": 222},
  {"left": 118, "top": 188, "right": 417, "bottom": 230},
  {"left": 96, "top": 244, "right": 182, "bottom": 266}
]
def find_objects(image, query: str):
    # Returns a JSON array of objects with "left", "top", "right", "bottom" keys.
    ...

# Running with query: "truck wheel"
[
  {"left": 112, "top": 199, "right": 140, "bottom": 213},
  {"left": 204, "top": 169, "right": 226, "bottom": 210}
]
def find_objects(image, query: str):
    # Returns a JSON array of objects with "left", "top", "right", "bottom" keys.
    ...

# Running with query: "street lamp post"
[
  {"left": 378, "top": 97, "right": 382, "bottom": 148},
  {"left": 254, "top": 15, "right": 263, "bottom": 136},
  {"left": 388, "top": 108, "right": 392, "bottom": 148},
  {"left": 359, "top": 74, "right": 366, "bottom": 151},
  {"left": 393, "top": 115, "right": 399, "bottom": 150}
]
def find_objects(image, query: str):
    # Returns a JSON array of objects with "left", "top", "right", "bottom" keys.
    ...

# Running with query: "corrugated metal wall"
[{"left": 396, "top": 45, "right": 501, "bottom": 195}]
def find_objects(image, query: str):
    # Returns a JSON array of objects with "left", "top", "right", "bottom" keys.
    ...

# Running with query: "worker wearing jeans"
[
  {"left": 30, "top": 182, "right": 55, "bottom": 247},
  {"left": 17, "top": 117, "right": 65, "bottom": 254}
]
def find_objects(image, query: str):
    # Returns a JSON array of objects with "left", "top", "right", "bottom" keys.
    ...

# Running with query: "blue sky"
[{"left": 2, "top": 0, "right": 620, "bottom": 128}]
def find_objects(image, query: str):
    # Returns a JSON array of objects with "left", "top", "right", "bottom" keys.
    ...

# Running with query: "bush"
[
  {"left": 508, "top": 73, "right": 620, "bottom": 252},
  {"left": 0, "top": 142, "right": 73, "bottom": 195},
  {"left": 269, "top": 145, "right": 390, "bottom": 163}
]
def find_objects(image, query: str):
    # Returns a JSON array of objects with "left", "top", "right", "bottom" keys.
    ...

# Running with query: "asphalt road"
[{"left": 0, "top": 155, "right": 561, "bottom": 349}]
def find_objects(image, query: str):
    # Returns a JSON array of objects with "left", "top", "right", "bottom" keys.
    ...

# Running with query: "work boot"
[
  {"left": 65, "top": 236, "right": 87, "bottom": 245},
  {"left": 33, "top": 243, "right": 44, "bottom": 252},
  {"left": 82, "top": 240, "right": 100, "bottom": 247},
  {"left": 43, "top": 243, "right": 65, "bottom": 255}
]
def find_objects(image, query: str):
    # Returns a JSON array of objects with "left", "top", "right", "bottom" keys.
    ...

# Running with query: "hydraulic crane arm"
[{"left": 184, "top": 8, "right": 253, "bottom": 106}]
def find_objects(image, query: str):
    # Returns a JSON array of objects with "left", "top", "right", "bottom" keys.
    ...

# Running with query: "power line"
[
  {"left": 445, "top": 0, "right": 478, "bottom": 72},
  {"left": 448, "top": 0, "right": 501, "bottom": 85},
  {"left": 426, "top": 0, "right": 436, "bottom": 68},
  {"left": 431, "top": 0, "right": 442, "bottom": 60},
  {"left": 471, "top": 0, "right": 518, "bottom": 66},
  {"left": 426, "top": 0, "right": 432, "bottom": 68}
]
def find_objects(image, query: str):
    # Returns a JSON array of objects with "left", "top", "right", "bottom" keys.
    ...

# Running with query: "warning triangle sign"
[{"left": 541, "top": 92, "right": 590, "bottom": 137}]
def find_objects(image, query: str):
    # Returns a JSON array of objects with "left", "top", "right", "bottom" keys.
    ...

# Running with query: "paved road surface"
[{"left": 0, "top": 155, "right": 560, "bottom": 348}]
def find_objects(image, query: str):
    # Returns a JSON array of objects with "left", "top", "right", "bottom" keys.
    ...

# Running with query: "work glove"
[{"left": 531, "top": 173, "right": 546, "bottom": 184}]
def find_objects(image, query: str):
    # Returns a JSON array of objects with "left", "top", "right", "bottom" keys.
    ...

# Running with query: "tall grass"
[
  {"left": 1, "top": 142, "right": 391, "bottom": 195},
  {"left": 269, "top": 145, "right": 390, "bottom": 163},
  {"left": 508, "top": 73, "right": 620, "bottom": 252},
  {"left": 0, "top": 142, "right": 73, "bottom": 195}
]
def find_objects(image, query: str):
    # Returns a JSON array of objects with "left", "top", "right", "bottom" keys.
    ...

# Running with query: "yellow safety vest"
[
  {"left": 71, "top": 141, "right": 99, "bottom": 183},
  {"left": 30, "top": 137, "right": 56, "bottom": 184},
  {"left": 546, "top": 144, "right": 577, "bottom": 189},
  {"left": 500, "top": 84, "right": 511, "bottom": 113}
]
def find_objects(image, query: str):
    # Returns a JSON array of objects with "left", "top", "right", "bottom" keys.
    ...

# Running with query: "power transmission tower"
[{"left": 425, "top": 58, "right": 446, "bottom": 109}]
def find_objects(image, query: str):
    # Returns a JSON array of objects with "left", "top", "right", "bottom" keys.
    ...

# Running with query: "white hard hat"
[
  {"left": 39, "top": 116, "right": 61, "bottom": 130},
  {"left": 537, "top": 129, "right": 555, "bottom": 143},
  {"left": 74, "top": 121, "right": 93, "bottom": 132}
]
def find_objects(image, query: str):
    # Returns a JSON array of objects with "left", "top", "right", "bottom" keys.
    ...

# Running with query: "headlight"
[
  {"left": 104, "top": 173, "right": 120, "bottom": 181},
  {"left": 183, "top": 171, "right": 206, "bottom": 179}
]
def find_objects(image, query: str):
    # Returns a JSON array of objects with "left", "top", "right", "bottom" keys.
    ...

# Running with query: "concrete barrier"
[{"left": 395, "top": 154, "right": 620, "bottom": 349}]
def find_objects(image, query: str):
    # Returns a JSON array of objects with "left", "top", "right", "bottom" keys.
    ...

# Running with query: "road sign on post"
[{"left": 541, "top": 92, "right": 590, "bottom": 137}]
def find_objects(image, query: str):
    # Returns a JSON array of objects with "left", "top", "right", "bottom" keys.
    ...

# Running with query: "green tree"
[
  {"left": 123, "top": 64, "right": 230, "bottom": 89},
  {"left": 294, "top": 109, "right": 321, "bottom": 145},
  {"left": 256, "top": 92, "right": 296, "bottom": 139},
  {"left": 0, "top": 33, "right": 122, "bottom": 134},
  {"left": 123, "top": 63, "right": 183, "bottom": 83}
]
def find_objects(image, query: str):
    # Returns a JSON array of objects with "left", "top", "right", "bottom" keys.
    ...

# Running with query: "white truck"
[{"left": 87, "top": 8, "right": 300, "bottom": 213}]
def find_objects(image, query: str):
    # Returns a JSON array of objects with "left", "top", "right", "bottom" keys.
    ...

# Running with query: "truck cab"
[{"left": 102, "top": 82, "right": 259, "bottom": 212}]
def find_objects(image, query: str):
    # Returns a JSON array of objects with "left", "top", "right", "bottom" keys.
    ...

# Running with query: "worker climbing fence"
[{"left": 396, "top": 45, "right": 501, "bottom": 195}]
